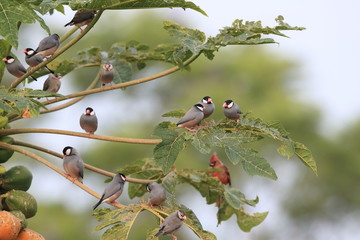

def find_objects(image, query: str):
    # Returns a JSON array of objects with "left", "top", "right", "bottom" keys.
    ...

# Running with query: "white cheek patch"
[
  {"left": 202, "top": 99, "right": 207, "bottom": 104},
  {"left": 65, "top": 148, "right": 72, "bottom": 155},
  {"left": 8, "top": 58, "right": 14, "bottom": 63},
  {"left": 90, "top": 111, "right": 95, "bottom": 116},
  {"left": 28, "top": 50, "right": 34, "bottom": 55},
  {"left": 228, "top": 102, "right": 234, "bottom": 108}
]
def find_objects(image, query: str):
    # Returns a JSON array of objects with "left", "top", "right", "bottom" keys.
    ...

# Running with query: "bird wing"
[
  {"left": 177, "top": 108, "right": 197, "bottom": 125},
  {"left": 77, "top": 158, "right": 84, "bottom": 179},
  {"left": 72, "top": 11, "right": 94, "bottom": 23},
  {"left": 103, "top": 180, "right": 122, "bottom": 199},
  {"left": 43, "top": 78, "right": 50, "bottom": 91},
  {"left": 36, "top": 37, "right": 57, "bottom": 52}
]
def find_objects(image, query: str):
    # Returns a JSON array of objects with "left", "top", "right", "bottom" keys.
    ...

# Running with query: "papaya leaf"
[
  {"left": 236, "top": 210, "right": 268, "bottom": 232},
  {"left": 223, "top": 186, "right": 242, "bottom": 209},
  {"left": 294, "top": 142, "right": 317, "bottom": 175},
  {"left": 161, "top": 109, "right": 186, "bottom": 118},
  {"left": 69, "top": 0, "right": 207, "bottom": 16},
  {"left": 217, "top": 201, "right": 236, "bottom": 224},
  {"left": 225, "top": 146, "right": 278, "bottom": 180},
  {"left": 93, "top": 204, "right": 143, "bottom": 240},
  {"left": 153, "top": 121, "right": 186, "bottom": 174},
  {"left": 33, "top": 0, "right": 68, "bottom": 15},
  {"left": 0, "top": 87, "right": 61, "bottom": 117},
  {"left": 127, "top": 169, "right": 163, "bottom": 199},
  {"left": 277, "top": 140, "right": 295, "bottom": 159},
  {"left": 0, "top": 0, "right": 50, "bottom": 48},
  {"left": 162, "top": 171, "right": 178, "bottom": 195}
]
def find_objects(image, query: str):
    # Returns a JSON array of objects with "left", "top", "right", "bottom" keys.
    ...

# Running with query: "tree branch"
[
  {"left": 38, "top": 53, "right": 202, "bottom": 105},
  {"left": 0, "top": 142, "right": 125, "bottom": 208},
  {"left": 9, "top": 10, "right": 104, "bottom": 89},
  {"left": 12, "top": 140, "right": 156, "bottom": 184},
  {"left": 0, "top": 128, "right": 161, "bottom": 144}
]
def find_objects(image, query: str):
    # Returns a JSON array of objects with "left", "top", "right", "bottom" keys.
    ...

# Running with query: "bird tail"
[
  {"left": 30, "top": 75, "right": 37, "bottom": 81},
  {"left": 154, "top": 231, "right": 162, "bottom": 237},
  {"left": 64, "top": 22, "right": 71, "bottom": 27},
  {"left": 93, "top": 200, "right": 102, "bottom": 210},
  {"left": 45, "top": 65, "right": 54, "bottom": 74}
]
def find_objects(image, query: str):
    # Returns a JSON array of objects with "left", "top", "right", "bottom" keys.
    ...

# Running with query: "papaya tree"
[{"left": 0, "top": 1, "right": 316, "bottom": 239}]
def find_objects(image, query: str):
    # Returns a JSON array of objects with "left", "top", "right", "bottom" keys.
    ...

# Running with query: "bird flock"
[{"left": 2, "top": 10, "right": 240, "bottom": 239}]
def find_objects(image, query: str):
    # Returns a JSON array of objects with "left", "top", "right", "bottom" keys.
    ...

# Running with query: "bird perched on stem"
[
  {"left": 35, "top": 34, "right": 60, "bottom": 58},
  {"left": 2, "top": 56, "right": 37, "bottom": 81},
  {"left": 62, "top": 146, "right": 84, "bottom": 183},
  {"left": 146, "top": 182, "right": 166, "bottom": 209},
  {"left": 93, "top": 173, "right": 126, "bottom": 210},
  {"left": 198, "top": 96, "right": 214, "bottom": 120},
  {"left": 209, "top": 152, "right": 231, "bottom": 207},
  {"left": 223, "top": 99, "right": 242, "bottom": 121},
  {"left": 64, "top": 10, "right": 97, "bottom": 33},
  {"left": 155, "top": 210, "right": 187, "bottom": 240},
  {"left": 99, "top": 63, "right": 114, "bottom": 87},
  {"left": 80, "top": 107, "right": 98, "bottom": 134},
  {"left": 176, "top": 103, "right": 204, "bottom": 131},
  {"left": 43, "top": 73, "right": 61, "bottom": 95},
  {"left": 23, "top": 48, "right": 54, "bottom": 73}
]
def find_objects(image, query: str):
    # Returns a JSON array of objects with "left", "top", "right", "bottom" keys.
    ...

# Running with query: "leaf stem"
[
  {"left": 36, "top": 53, "right": 201, "bottom": 105},
  {"left": 12, "top": 140, "right": 156, "bottom": 184},
  {"left": 0, "top": 141, "right": 125, "bottom": 208},
  {"left": 9, "top": 10, "right": 104, "bottom": 89},
  {"left": 0, "top": 128, "right": 161, "bottom": 144}
]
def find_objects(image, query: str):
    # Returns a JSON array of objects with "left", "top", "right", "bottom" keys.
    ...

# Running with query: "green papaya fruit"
[
  {"left": 4, "top": 190, "right": 37, "bottom": 218},
  {"left": 0, "top": 136, "right": 14, "bottom": 163},
  {"left": 0, "top": 166, "right": 32, "bottom": 191},
  {"left": 10, "top": 210, "right": 28, "bottom": 230}
]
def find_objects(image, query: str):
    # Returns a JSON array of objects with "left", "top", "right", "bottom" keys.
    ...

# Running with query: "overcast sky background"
[{"left": 5, "top": 1, "right": 360, "bottom": 239}]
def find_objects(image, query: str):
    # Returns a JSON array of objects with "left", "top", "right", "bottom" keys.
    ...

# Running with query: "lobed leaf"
[
  {"left": 152, "top": 121, "right": 186, "bottom": 174},
  {"left": 294, "top": 142, "right": 317, "bottom": 175},
  {"left": 236, "top": 210, "right": 268, "bottom": 232}
]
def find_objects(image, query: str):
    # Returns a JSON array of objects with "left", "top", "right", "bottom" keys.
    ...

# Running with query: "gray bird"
[
  {"left": 199, "top": 96, "right": 215, "bottom": 119},
  {"left": 155, "top": 210, "right": 187, "bottom": 239},
  {"left": 35, "top": 34, "right": 60, "bottom": 58},
  {"left": 176, "top": 104, "right": 204, "bottom": 130},
  {"left": 64, "top": 10, "right": 97, "bottom": 33},
  {"left": 223, "top": 100, "right": 242, "bottom": 120},
  {"left": 43, "top": 73, "right": 61, "bottom": 93},
  {"left": 146, "top": 182, "right": 166, "bottom": 208},
  {"left": 2, "top": 56, "right": 37, "bottom": 81},
  {"left": 79, "top": 107, "right": 98, "bottom": 134},
  {"left": 62, "top": 146, "right": 84, "bottom": 183},
  {"left": 100, "top": 63, "right": 114, "bottom": 87},
  {"left": 23, "top": 48, "right": 54, "bottom": 73},
  {"left": 93, "top": 173, "right": 126, "bottom": 210}
]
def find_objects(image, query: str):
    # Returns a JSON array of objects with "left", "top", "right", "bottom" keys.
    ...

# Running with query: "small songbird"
[
  {"left": 209, "top": 152, "right": 231, "bottom": 207},
  {"left": 176, "top": 103, "right": 204, "bottom": 131},
  {"left": 79, "top": 107, "right": 98, "bottom": 134},
  {"left": 99, "top": 63, "right": 114, "bottom": 87},
  {"left": 43, "top": 73, "right": 61, "bottom": 94},
  {"left": 2, "top": 56, "right": 37, "bottom": 81},
  {"left": 62, "top": 146, "right": 84, "bottom": 183},
  {"left": 155, "top": 210, "right": 187, "bottom": 240},
  {"left": 146, "top": 182, "right": 166, "bottom": 208},
  {"left": 35, "top": 34, "right": 60, "bottom": 58},
  {"left": 199, "top": 96, "right": 215, "bottom": 120},
  {"left": 93, "top": 173, "right": 127, "bottom": 210},
  {"left": 64, "top": 10, "right": 97, "bottom": 33},
  {"left": 223, "top": 100, "right": 242, "bottom": 120},
  {"left": 23, "top": 48, "right": 54, "bottom": 73}
]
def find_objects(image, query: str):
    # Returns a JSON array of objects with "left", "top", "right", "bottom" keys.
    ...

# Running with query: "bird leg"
[
  {"left": 171, "top": 233, "right": 177, "bottom": 240},
  {"left": 185, "top": 127, "right": 197, "bottom": 132}
]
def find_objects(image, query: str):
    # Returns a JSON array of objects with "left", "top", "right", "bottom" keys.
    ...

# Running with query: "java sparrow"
[
  {"left": 43, "top": 73, "right": 61, "bottom": 94},
  {"left": 198, "top": 96, "right": 214, "bottom": 119},
  {"left": 146, "top": 182, "right": 166, "bottom": 208},
  {"left": 176, "top": 103, "right": 204, "bottom": 130},
  {"left": 93, "top": 173, "right": 127, "bottom": 210},
  {"left": 155, "top": 210, "right": 187, "bottom": 239},
  {"left": 35, "top": 34, "right": 60, "bottom": 58},
  {"left": 99, "top": 63, "right": 114, "bottom": 86},
  {"left": 2, "top": 56, "right": 37, "bottom": 81},
  {"left": 223, "top": 100, "right": 242, "bottom": 120},
  {"left": 64, "top": 10, "right": 97, "bottom": 33},
  {"left": 79, "top": 107, "right": 98, "bottom": 134},
  {"left": 23, "top": 48, "right": 54, "bottom": 73},
  {"left": 62, "top": 146, "right": 84, "bottom": 183}
]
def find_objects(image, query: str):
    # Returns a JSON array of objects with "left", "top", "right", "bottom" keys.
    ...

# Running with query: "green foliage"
[{"left": 0, "top": 87, "right": 63, "bottom": 117}]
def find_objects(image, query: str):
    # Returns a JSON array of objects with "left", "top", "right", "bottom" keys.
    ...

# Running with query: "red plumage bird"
[{"left": 209, "top": 152, "right": 231, "bottom": 206}]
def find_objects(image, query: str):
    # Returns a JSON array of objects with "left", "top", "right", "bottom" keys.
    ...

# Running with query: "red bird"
[{"left": 209, "top": 152, "right": 231, "bottom": 206}]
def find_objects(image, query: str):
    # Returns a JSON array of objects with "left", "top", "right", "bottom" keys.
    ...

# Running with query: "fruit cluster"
[{"left": 0, "top": 113, "right": 44, "bottom": 240}]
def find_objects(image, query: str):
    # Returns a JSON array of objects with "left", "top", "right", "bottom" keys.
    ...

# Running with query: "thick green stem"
[
  {"left": 12, "top": 140, "right": 156, "bottom": 184},
  {"left": 0, "top": 128, "right": 161, "bottom": 144}
]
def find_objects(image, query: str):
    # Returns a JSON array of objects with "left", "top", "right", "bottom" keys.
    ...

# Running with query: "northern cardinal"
[{"left": 209, "top": 152, "right": 231, "bottom": 206}]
